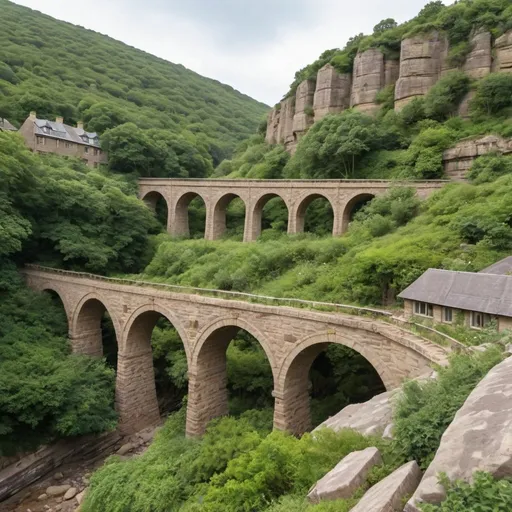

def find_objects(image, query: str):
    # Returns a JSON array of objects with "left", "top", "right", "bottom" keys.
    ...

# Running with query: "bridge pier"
[
  {"left": 69, "top": 329, "right": 103, "bottom": 357},
  {"left": 116, "top": 349, "right": 160, "bottom": 435}
]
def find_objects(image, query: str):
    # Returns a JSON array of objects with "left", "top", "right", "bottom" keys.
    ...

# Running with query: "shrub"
[
  {"left": 423, "top": 71, "right": 471, "bottom": 121},
  {"left": 471, "top": 73, "right": 512, "bottom": 116}
]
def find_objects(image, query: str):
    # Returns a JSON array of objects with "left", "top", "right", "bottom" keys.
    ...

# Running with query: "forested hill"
[{"left": 0, "top": 0, "right": 268, "bottom": 165}]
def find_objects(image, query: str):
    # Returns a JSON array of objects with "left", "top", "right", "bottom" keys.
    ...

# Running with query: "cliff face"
[{"left": 266, "top": 29, "right": 512, "bottom": 152}]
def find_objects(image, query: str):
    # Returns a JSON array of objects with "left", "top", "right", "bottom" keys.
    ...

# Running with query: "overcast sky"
[{"left": 13, "top": 0, "right": 451, "bottom": 105}]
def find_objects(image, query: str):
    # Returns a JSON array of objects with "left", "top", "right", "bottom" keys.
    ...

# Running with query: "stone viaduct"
[
  {"left": 23, "top": 266, "right": 449, "bottom": 438},
  {"left": 138, "top": 179, "right": 446, "bottom": 241}
]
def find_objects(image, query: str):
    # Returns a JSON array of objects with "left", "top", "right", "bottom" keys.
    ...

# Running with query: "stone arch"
[
  {"left": 172, "top": 191, "right": 207, "bottom": 238},
  {"left": 208, "top": 193, "right": 246, "bottom": 240},
  {"left": 341, "top": 193, "right": 375, "bottom": 233},
  {"left": 117, "top": 304, "right": 190, "bottom": 434},
  {"left": 274, "top": 331, "right": 395, "bottom": 435},
  {"left": 71, "top": 293, "right": 120, "bottom": 358},
  {"left": 292, "top": 193, "right": 337, "bottom": 236},
  {"left": 186, "top": 316, "right": 276, "bottom": 437},
  {"left": 141, "top": 190, "right": 170, "bottom": 230},
  {"left": 246, "top": 193, "right": 289, "bottom": 242},
  {"left": 39, "top": 285, "right": 72, "bottom": 321}
]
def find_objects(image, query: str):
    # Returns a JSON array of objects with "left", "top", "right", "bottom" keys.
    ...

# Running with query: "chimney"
[
  {"left": 56, "top": 116, "right": 64, "bottom": 124},
  {"left": 76, "top": 120, "right": 84, "bottom": 130},
  {"left": 29, "top": 111, "right": 37, "bottom": 120}
]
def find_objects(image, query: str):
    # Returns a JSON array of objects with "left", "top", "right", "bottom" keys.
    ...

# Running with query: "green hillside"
[{"left": 0, "top": 0, "right": 268, "bottom": 165}]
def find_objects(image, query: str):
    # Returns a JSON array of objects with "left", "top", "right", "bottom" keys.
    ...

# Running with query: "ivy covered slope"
[{"left": 0, "top": 0, "right": 268, "bottom": 167}]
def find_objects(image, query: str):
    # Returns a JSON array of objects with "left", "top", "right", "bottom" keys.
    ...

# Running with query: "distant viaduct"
[
  {"left": 138, "top": 179, "right": 446, "bottom": 241},
  {"left": 24, "top": 266, "right": 449, "bottom": 437}
]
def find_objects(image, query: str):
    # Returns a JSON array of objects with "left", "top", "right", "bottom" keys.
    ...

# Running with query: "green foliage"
[
  {"left": 467, "top": 152, "right": 512, "bottom": 184},
  {"left": 393, "top": 348, "right": 503, "bottom": 468},
  {"left": 423, "top": 72, "right": 471, "bottom": 121},
  {"left": 470, "top": 73, "right": 512, "bottom": 117},
  {"left": 420, "top": 472, "right": 512, "bottom": 511},
  {"left": 0, "top": 0, "right": 268, "bottom": 166},
  {"left": 0, "top": 266, "right": 117, "bottom": 454}
]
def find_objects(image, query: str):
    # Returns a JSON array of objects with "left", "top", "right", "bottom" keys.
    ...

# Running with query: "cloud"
[{"left": 13, "top": 0, "right": 453, "bottom": 105}]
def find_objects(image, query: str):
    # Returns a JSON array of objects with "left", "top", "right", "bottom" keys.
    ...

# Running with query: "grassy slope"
[{"left": 0, "top": 0, "right": 268, "bottom": 160}]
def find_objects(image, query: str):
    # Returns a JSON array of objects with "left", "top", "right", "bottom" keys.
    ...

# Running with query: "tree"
[
  {"left": 374, "top": 18, "right": 398, "bottom": 34},
  {"left": 470, "top": 73, "right": 512, "bottom": 116}
]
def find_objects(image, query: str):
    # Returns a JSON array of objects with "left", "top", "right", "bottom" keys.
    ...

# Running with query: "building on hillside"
[
  {"left": 398, "top": 265, "right": 512, "bottom": 332},
  {"left": 479, "top": 256, "right": 512, "bottom": 276},
  {"left": 19, "top": 111, "right": 107, "bottom": 168},
  {"left": 0, "top": 118, "right": 17, "bottom": 131}
]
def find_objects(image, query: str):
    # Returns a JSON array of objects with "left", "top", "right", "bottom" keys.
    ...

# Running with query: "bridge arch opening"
[
  {"left": 119, "top": 309, "right": 188, "bottom": 433},
  {"left": 212, "top": 194, "right": 246, "bottom": 241},
  {"left": 187, "top": 322, "right": 274, "bottom": 436},
  {"left": 41, "top": 289, "right": 68, "bottom": 337},
  {"left": 295, "top": 194, "right": 334, "bottom": 237},
  {"left": 342, "top": 193, "right": 375, "bottom": 233},
  {"left": 73, "top": 298, "right": 118, "bottom": 363},
  {"left": 277, "top": 339, "right": 386, "bottom": 436},
  {"left": 249, "top": 194, "right": 289, "bottom": 241},
  {"left": 142, "top": 191, "right": 169, "bottom": 231},
  {"left": 173, "top": 192, "right": 206, "bottom": 238}
]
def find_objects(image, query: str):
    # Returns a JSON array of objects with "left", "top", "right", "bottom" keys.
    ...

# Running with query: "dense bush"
[
  {"left": 393, "top": 348, "right": 503, "bottom": 468},
  {"left": 420, "top": 472, "right": 512, "bottom": 511}
]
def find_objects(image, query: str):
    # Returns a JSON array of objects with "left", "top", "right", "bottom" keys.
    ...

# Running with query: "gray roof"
[
  {"left": 0, "top": 118, "right": 17, "bottom": 131},
  {"left": 480, "top": 256, "right": 512, "bottom": 276},
  {"left": 33, "top": 118, "right": 100, "bottom": 147},
  {"left": 398, "top": 268, "right": 512, "bottom": 317}
]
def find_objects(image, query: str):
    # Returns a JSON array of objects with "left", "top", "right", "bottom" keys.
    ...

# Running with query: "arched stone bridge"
[
  {"left": 23, "top": 266, "right": 449, "bottom": 437},
  {"left": 139, "top": 179, "right": 446, "bottom": 241}
]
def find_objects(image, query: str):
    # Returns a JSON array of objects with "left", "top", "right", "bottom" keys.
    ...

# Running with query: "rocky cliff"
[{"left": 266, "top": 29, "right": 512, "bottom": 152}]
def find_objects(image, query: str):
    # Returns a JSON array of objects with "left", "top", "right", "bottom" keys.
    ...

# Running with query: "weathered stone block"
[
  {"left": 405, "top": 356, "right": 512, "bottom": 511},
  {"left": 351, "top": 48, "right": 385, "bottom": 114},
  {"left": 46, "top": 485, "right": 71, "bottom": 496},
  {"left": 307, "top": 447, "right": 382, "bottom": 503},
  {"left": 351, "top": 461, "right": 422, "bottom": 512},
  {"left": 464, "top": 31, "right": 492, "bottom": 79},
  {"left": 313, "top": 64, "right": 351, "bottom": 121},
  {"left": 495, "top": 29, "right": 512, "bottom": 73}
]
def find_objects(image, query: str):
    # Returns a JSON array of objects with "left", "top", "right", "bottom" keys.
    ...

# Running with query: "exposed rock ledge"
[{"left": 405, "top": 355, "right": 512, "bottom": 511}]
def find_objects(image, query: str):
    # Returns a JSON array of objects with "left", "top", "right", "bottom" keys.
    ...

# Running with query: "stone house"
[
  {"left": 0, "top": 118, "right": 17, "bottom": 131},
  {"left": 19, "top": 112, "right": 107, "bottom": 168},
  {"left": 398, "top": 266, "right": 512, "bottom": 332}
]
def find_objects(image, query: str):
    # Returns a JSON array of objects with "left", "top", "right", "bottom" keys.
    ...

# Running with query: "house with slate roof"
[
  {"left": 398, "top": 258, "right": 512, "bottom": 332},
  {"left": 19, "top": 111, "right": 107, "bottom": 168},
  {"left": 0, "top": 118, "right": 17, "bottom": 132}
]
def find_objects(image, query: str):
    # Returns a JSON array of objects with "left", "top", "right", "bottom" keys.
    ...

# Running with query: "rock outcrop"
[
  {"left": 292, "top": 80, "right": 315, "bottom": 151},
  {"left": 351, "top": 461, "right": 422, "bottom": 512},
  {"left": 315, "top": 389, "right": 398, "bottom": 437},
  {"left": 276, "top": 96, "right": 295, "bottom": 150},
  {"left": 395, "top": 32, "right": 448, "bottom": 111},
  {"left": 307, "top": 447, "right": 382, "bottom": 503},
  {"left": 351, "top": 48, "right": 386, "bottom": 114},
  {"left": 385, "top": 59, "right": 400, "bottom": 86},
  {"left": 265, "top": 107, "right": 281, "bottom": 145},
  {"left": 443, "top": 135, "right": 512, "bottom": 180},
  {"left": 495, "top": 29, "right": 512, "bottom": 73},
  {"left": 464, "top": 30, "right": 492, "bottom": 79},
  {"left": 313, "top": 64, "right": 351, "bottom": 122},
  {"left": 405, "top": 356, "right": 512, "bottom": 511}
]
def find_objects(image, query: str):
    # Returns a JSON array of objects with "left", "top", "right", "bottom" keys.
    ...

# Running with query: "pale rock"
[
  {"left": 292, "top": 79, "right": 315, "bottom": 150},
  {"left": 38, "top": 493, "right": 48, "bottom": 501},
  {"left": 75, "top": 490, "right": 86, "bottom": 505},
  {"left": 307, "top": 447, "right": 382, "bottom": 503},
  {"left": 351, "top": 461, "right": 422, "bottom": 512},
  {"left": 495, "top": 29, "right": 512, "bottom": 73},
  {"left": 351, "top": 48, "right": 385, "bottom": 115},
  {"left": 116, "top": 443, "right": 134, "bottom": 456},
  {"left": 405, "top": 356, "right": 512, "bottom": 511},
  {"left": 315, "top": 389, "right": 398, "bottom": 437},
  {"left": 265, "top": 107, "right": 280, "bottom": 145},
  {"left": 63, "top": 487, "right": 78, "bottom": 500},
  {"left": 53, "top": 472, "right": 64, "bottom": 480},
  {"left": 463, "top": 30, "right": 492, "bottom": 79},
  {"left": 277, "top": 97, "right": 295, "bottom": 152},
  {"left": 46, "top": 485, "right": 71, "bottom": 497},
  {"left": 313, "top": 64, "right": 351, "bottom": 122}
]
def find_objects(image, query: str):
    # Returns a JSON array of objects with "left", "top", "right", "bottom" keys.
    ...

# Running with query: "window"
[
  {"left": 36, "top": 136, "right": 44, "bottom": 145},
  {"left": 84, "top": 146, "right": 89, "bottom": 153},
  {"left": 443, "top": 307, "right": 453, "bottom": 323},
  {"left": 65, "top": 142, "right": 73, "bottom": 148},
  {"left": 471, "top": 311, "right": 491, "bottom": 329},
  {"left": 94, "top": 148, "right": 100, "bottom": 156},
  {"left": 414, "top": 301, "right": 433, "bottom": 317}
]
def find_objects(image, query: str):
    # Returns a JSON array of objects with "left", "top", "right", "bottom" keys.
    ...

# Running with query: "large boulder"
[
  {"left": 405, "top": 356, "right": 512, "bottom": 511},
  {"left": 307, "top": 447, "right": 382, "bottom": 503},
  {"left": 315, "top": 389, "right": 398, "bottom": 437},
  {"left": 351, "top": 461, "right": 422, "bottom": 512}
]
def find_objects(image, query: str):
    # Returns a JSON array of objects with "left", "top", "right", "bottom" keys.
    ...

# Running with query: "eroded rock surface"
[
  {"left": 307, "top": 447, "right": 382, "bottom": 503},
  {"left": 277, "top": 96, "right": 295, "bottom": 151},
  {"left": 313, "top": 64, "right": 351, "bottom": 122},
  {"left": 265, "top": 107, "right": 281, "bottom": 145},
  {"left": 292, "top": 79, "right": 315, "bottom": 149},
  {"left": 405, "top": 356, "right": 512, "bottom": 511},
  {"left": 464, "top": 30, "right": 492, "bottom": 78},
  {"left": 315, "top": 389, "right": 398, "bottom": 437},
  {"left": 395, "top": 32, "right": 447, "bottom": 110},
  {"left": 351, "top": 49, "right": 385, "bottom": 115},
  {"left": 351, "top": 461, "right": 422, "bottom": 512},
  {"left": 495, "top": 29, "right": 512, "bottom": 73}
]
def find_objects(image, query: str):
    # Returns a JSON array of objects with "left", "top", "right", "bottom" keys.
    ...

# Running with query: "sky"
[{"left": 13, "top": 0, "right": 451, "bottom": 105}]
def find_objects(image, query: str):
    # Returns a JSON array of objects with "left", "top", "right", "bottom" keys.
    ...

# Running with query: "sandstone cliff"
[
  {"left": 350, "top": 48, "right": 386, "bottom": 115},
  {"left": 313, "top": 64, "right": 351, "bottom": 122}
]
